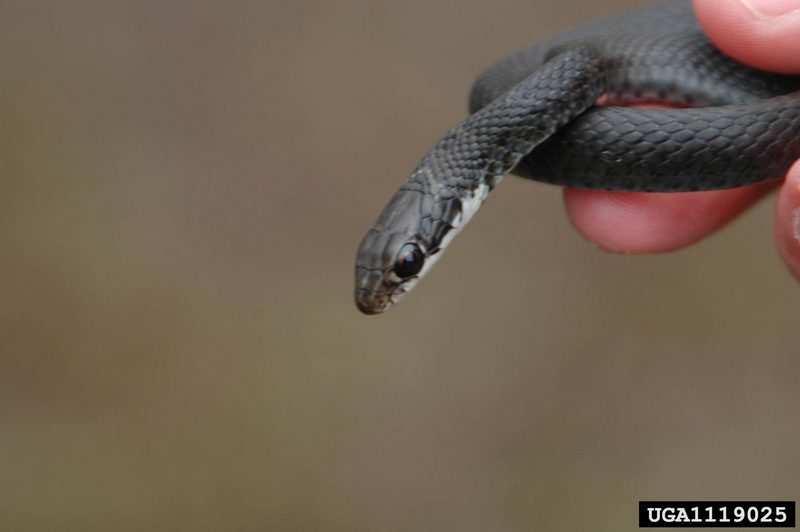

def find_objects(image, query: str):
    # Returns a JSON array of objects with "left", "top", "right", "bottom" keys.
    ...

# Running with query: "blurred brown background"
[{"left": 1, "top": 1, "right": 798, "bottom": 530}]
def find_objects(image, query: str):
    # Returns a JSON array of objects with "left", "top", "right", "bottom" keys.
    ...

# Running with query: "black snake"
[{"left": 354, "top": 0, "right": 800, "bottom": 315}]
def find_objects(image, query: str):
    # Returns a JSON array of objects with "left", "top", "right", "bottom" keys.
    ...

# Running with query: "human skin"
[{"left": 563, "top": 0, "right": 800, "bottom": 281}]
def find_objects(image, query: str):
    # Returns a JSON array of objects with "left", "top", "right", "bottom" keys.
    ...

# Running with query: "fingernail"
[{"left": 741, "top": 0, "right": 800, "bottom": 17}]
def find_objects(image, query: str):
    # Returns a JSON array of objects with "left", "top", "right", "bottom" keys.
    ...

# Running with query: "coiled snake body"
[{"left": 355, "top": 0, "right": 800, "bottom": 315}]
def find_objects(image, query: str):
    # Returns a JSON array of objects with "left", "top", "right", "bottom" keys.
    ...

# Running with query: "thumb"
[
  {"left": 696, "top": 0, "right": 800, "bottom": 281},
  {"left": 775, "top": 163, "right": 800, "bottom": 281},
  {"left": 694, "top": 0, "right": 800, "bottom": 73}
]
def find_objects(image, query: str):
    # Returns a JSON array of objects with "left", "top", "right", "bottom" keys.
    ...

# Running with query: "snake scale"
[{"left": 354, "top": 0, "right": 800, "bottom": 315}]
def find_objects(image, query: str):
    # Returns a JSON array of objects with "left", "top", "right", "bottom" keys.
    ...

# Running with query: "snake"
[{"left": 354, "top": 0, "right": 800, "bottom": 315}]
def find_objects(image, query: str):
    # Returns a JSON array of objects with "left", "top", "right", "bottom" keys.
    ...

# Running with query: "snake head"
[{"left": 354, "top": 187, "right": 466, "bottom": 315}]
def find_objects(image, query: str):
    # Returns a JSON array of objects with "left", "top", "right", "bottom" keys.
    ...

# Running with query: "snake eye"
[{"left": 394, "top": 243, "right": 424, "bottom": 279}]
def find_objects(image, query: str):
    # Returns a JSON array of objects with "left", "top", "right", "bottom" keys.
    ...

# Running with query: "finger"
[
  {"left": 694, "top": 0, "right": 800, "bottom": 73},
  {"left": 564, "top": 183, "right": 777, "bottom": 254},
  {"left": 774, "top": 161, "right": 800, "bottom": 279}
]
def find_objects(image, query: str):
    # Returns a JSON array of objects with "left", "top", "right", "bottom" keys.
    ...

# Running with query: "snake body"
[{"left": 355, "top": 0, "right": 800, "bottom": 315}]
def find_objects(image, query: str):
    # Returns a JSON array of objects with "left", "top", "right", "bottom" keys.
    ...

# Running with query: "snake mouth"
[
  {"left": 354, "top": 289, "right": 392, "bottom": 315},
  {"left": 354, "top": 265, "right": 395, "bottom": 315},
  {"left": 354, "top": 265, "right": 420, "bottom": 315}
]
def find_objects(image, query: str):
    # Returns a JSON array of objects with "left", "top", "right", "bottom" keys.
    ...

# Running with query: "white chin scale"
[{"left": 391, "top": 179, "right": 498, "bottom": 305}]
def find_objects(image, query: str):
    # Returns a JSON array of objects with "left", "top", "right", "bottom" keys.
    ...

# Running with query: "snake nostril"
[{"left": 354, "top": 290, "right": 389, "bottom": 315}]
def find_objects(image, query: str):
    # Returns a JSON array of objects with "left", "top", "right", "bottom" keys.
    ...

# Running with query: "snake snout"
[
  {"left": 354, "top": 265, "right": 393, "bottom": 315},
  {"left": 354, "top": 289, "right": 390, "bottom": 315}
]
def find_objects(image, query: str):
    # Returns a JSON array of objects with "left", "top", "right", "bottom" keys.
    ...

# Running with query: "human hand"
[{"left": 563, "top": 0, "right": 800, "bottom": 280}]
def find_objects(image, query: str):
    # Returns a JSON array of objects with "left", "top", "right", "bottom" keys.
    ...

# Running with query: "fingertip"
[
  {"left": 694, "top": 0, "right": 800, "bottom": 73},
  {"left": 774, "top": 161, "right": 800, "bottom": 280},
  {"left": 564, "top": 185, "right": 775, "bottom": 254}
]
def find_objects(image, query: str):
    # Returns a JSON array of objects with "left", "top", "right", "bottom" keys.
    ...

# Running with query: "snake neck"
[{"left": 355, "top": 44, "right": 614, "bottom": 314}]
